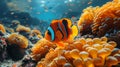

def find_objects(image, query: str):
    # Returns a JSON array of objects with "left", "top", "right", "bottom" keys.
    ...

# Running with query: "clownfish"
[{"left": 44, "top": 18, "right": 78, "bottom": 47}]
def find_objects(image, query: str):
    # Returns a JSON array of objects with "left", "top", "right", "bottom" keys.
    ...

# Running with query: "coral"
[
  {"left": 0, "top": 24, "right": 6, "bottom": 34},
  {"left": 31, "top": 39, "right": 56, "bottom": 61},
  {"left": 11, "top": 20, "right": 20, "bottom": 29},
  {"left": 6, "top": 33, "right": 29, "bottom": 61},
  {"left": 29, "top": 36, "right": 40, "bottom": 44},
  {"left": 7, "top": 44, "right": 26, "bottom": 61},
  {"left": 7, "top": 33, "right": 29, "bottom": 48},
  {"left": 16, "top": 25, "right": 31, "bottom": 38},
  {"left": 6, "top": 27, "right": 15, "bottom": 33},
  {"left": 12, "top": 20, "right": 20, "bottom": 25},
  {"left": 20, "top": 55, "right": 37, "bottom": 67},
  {"left": 16, "top": 25, "right": 31, "bottom": 33},
  {"left": 31, "top": 29, "right": 41, "bottom": 36},
  {"left": 0, "top": 36, "right": 8, "bottom": 62},
  {"left": 36, "top": 37, "right": 120, "bottom": 67},
  {"left": 28, "top": 29, "right": 43, "bottom": 44},
  {"left": 30, "top": 29, "right": 43, "bottom": 38}
]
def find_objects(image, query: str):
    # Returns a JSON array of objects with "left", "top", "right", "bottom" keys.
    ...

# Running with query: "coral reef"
[
  {"left": 0, "top": 24, "right": 6, "bottom": 34},
  {"left": 16, "top": 25, "right": 31, "bottom": 33},
  {"left": 6, "top": 33, "right": 29, "bottom": 61},
  {"left": 34, "top": 37, "right": 120, "bottom": 67},
  {"left": 0, "top": 36, "right": 8, "bottom": 62},
  {"left": 30, "top": 29, "right": 43, "bottom": 38},
  {"left": 20, "top": 55, "right": 37, "bottom": 67},
  {"left": 7, "top": 33, "right": 29, "bottom": 49},
  {"left": 29, "top": 29, "right": 43, "bottom": 44},
  {"left": 7, "top": 44, "right": 26, "bottom": 61},
  {"left": 16, "top": 24, "right": 31, "bottom": 38}
]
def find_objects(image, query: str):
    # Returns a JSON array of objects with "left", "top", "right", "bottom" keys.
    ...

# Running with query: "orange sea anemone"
[
  {"left": 77, "top": 0, "right": 120, "bottom": 37},
  {"left": 31, "top": 38, "right": 56, "bottom": 61},
  {"left": 92, "top": 0, "right": 120, "bottom": 36},
  {"left": 36, "top": 37, "right": 120, "bottom": 67},
  {"left": 77, "top": 6, "right": 100, "bottom": 35},
  {"left": 7, "top": 33, "right": 29, "bottom": 48}
]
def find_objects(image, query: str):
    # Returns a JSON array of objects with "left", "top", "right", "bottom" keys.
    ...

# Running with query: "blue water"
[
  {"left": 3, "top": 0, "right": 110, "bottom": 24},
  {"left": 30, "top": 0, "right": 111, "bottom": 23},
  {"left": 0, "top": 0, "right": 111, "bottom": 34}
]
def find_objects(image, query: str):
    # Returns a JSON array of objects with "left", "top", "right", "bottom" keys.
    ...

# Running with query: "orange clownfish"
[{"left": 44, "top": 18, "right": 78, "bottom": 47}]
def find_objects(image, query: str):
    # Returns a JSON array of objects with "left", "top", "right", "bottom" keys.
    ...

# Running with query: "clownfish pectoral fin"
[
  {"left": 71, "top": 25, "right": 78, "bottom": 39},
  {"left": 56, "top": 42, "right": 65, "bottom": 48}
]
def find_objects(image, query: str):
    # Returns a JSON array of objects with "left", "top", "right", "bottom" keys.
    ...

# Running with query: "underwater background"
[
  {"left": 1, "top": 0, "right": 120, "bottom": 67},
  {"left": 0, "top": 0, "right": 110, "bottom": 34}
]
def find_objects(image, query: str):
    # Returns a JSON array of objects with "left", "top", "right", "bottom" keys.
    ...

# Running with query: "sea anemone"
[
  {"left": 77, "top": 0, "right": 120, "bottom": 37},
  {"left": 91, "top": 0, "right": 120, "bottom": 36},
  {"left": 31, "top": 39, "right": 56, "bottom": 61},
  {"left": 35, "top": 37, "right": 120, "bottom": 67},
  {"left": 77, "top": 6, "right": 100, "bottom": 35}
]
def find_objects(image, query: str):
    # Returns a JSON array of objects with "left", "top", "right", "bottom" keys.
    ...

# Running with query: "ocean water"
[{"left": 0, "top": 0, "right": 110, "bottom": 34}]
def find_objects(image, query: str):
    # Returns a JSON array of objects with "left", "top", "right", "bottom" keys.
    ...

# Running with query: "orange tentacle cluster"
[
  {"left": 92, "top": 0, "right": 120, "bottom": 36},
  {"left": 78, "top": 0, "right": 120, "bottom": 37},
  {"left": 78, "top": 6, "right": 100, "bottom": 35},
  {"left": 33, "top": 37, "right": 120, "bottom": 67},
  {"left": 31, "top": 39, "right": 56, "bottom": 61}
]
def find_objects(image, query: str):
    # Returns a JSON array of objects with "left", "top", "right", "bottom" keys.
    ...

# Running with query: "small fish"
[{"left": 44, "top": 18, "right": 78, "bottom": 47}]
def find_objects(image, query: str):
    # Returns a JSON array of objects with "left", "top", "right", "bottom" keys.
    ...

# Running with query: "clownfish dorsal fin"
[{"left": 62, "top": 18, "right": 72, "bottom": 27}]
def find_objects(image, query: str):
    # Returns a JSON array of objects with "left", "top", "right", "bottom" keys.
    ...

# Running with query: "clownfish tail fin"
[{"left": 71, "top": 25, "right": 78, "bottom": 38}]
